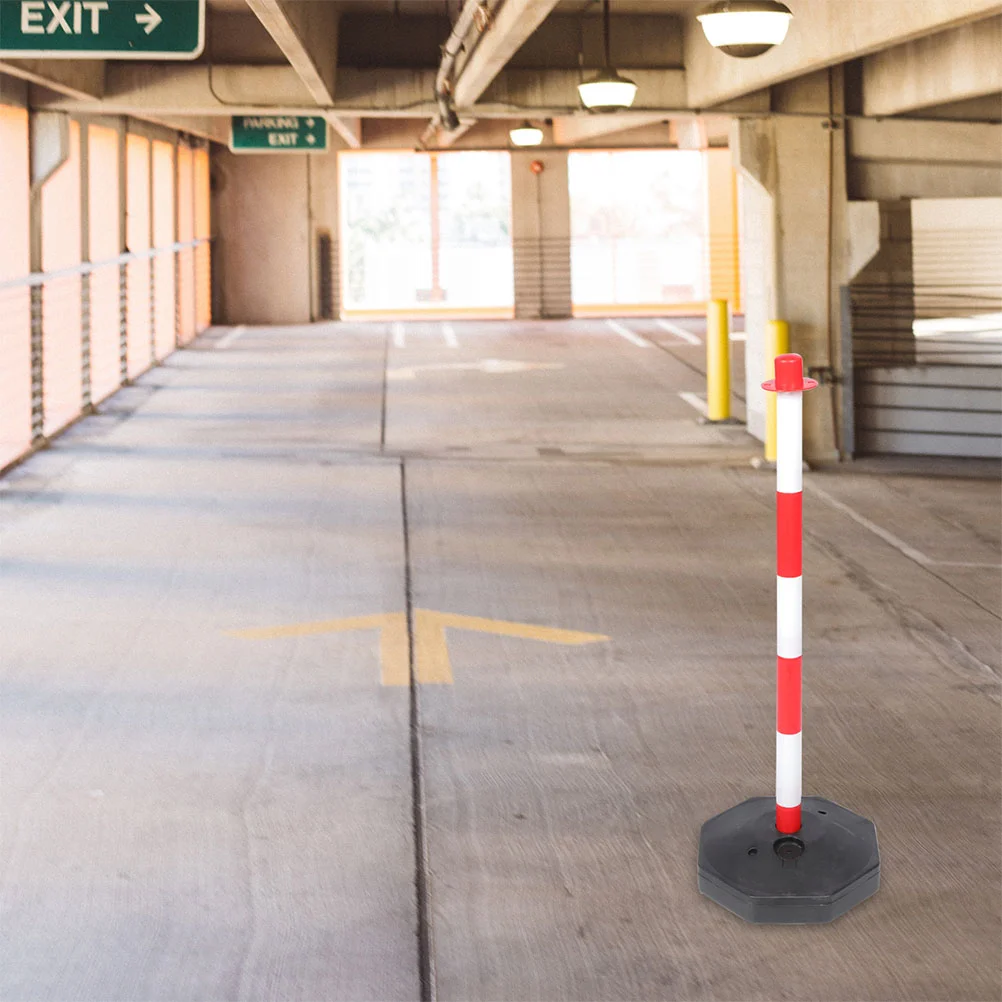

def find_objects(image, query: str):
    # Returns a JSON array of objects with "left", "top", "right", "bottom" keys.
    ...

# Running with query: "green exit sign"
[
  {"left": 0, "top": 0, "right": 204, "bottom": 58},
  {"left": 229, "top": 116, "right": 329, "bottom": 154}
]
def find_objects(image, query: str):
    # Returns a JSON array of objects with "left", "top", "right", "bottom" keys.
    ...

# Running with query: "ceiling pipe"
[{"left": 420, "top": 0, "right": 482, "bottom": 146}]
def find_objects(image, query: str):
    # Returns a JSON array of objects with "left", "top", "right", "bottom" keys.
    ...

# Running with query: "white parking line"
[
  {"left": 441, "top": 322, "right": 459, "bottom": 348},
  {"left": 655, "top": 319, "right": 702, "bottom": 345},
  {"left": 214, "top": 325, "right": 246, "bottom": 350},
  {"left": 606, "top": 319, "right": 650, "bottom": 348},
  {"left": 807, "top": 482, "right": 1002, "bottom": 569},
  {"left": 678, "top": 391, "right": 709, "bottom": 417},
  {"left": 392, "top": 322, "right": 405, "bottom": 348}
]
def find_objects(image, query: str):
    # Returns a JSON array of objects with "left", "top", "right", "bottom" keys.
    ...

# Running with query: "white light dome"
[
  {"left": 697, "top": 1, "right": 792, "bottom": 58},
  {"left": 509, "top": 121, "right": 544, "bottom": 146},
  {"left": 577, "top": 69, "right": 638, "bottom": 112}
]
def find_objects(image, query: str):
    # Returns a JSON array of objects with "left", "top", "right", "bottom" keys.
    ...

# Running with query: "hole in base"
[
  {"left": 747, "top": 847, "right": 758, "bottom": 856},
  {"left": 818, "top": 809, "right": 827, "bottom": 815},
  {"left": 774, "top": 836, "right": 805, "bottom": 860}
]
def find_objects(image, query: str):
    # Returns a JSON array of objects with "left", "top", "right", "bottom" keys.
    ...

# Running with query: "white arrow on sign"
[
  {"left": 135, "top": 3, "right": 162, "bottom": 34},
  {"left": 306, "top": 134, "right": 316, "bottom": 145},
  {"left": 305, "top": 118, "right": 315, "bottom": 127}
]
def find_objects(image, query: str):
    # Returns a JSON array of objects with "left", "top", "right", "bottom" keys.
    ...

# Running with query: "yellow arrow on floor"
[{"left": 228, "top": 610, "right": 608, "bottom": 686}]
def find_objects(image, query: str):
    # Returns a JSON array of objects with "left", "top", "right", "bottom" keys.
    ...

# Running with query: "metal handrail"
[{"left": 0, "top": 238, "right": 211, "bottom": 292}]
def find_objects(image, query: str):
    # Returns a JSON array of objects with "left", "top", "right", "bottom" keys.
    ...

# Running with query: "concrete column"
[
  {"left": 732, "top": 68, "right": 849, "bottom": 463},
  {"left": 511, "top": 150, "right": 572, "bottom": 320},
  {"left": 307, "top": 148, "right": 340, "bottom": 321}
]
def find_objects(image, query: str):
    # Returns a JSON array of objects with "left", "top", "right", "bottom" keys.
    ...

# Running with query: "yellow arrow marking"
[
  {"left": 228, "top": 613, "right": 410, "bottom": 687},
  {"left": 413, "top": 609, "right": 608, "bottom": 684},
  {"left": 229, "top": 609, "right": 608, "bottom": 686}
]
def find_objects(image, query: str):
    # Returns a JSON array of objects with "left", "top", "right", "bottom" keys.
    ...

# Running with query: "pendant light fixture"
[
  {"left": 509, "top": 121, "right": 544, "bottom": 146},
  {"left": 577, "top": 0, "right": 638, "bottom": 112},
  {"left": 697, "top": 0, "right": 793, "bottom": 58}
]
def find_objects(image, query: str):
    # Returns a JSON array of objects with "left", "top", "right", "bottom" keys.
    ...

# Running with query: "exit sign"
[
  {"left": 0, "top": 0, "right": 204, "bottom": 58},
  {"left": 229, "top": 116, "right": 328, "bottom": 154}
]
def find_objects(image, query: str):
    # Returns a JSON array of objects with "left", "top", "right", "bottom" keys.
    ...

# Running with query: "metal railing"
[{"left": 0, "top": 238, "right": 211, "bottom": 472}]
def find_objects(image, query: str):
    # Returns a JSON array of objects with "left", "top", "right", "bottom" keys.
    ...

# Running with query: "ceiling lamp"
[
  {"left": 509, "top": 121, "right": 544, "bottom": 146},
  {"left": 697, "top": 0, "right": 793, "bottom": 58},
  {"left": 577, "top": 0, "right": 638, "bottom": 112}
]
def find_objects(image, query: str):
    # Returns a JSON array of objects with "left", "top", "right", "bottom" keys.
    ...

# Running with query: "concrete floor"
[{"left": 0, "top": 318, "right": 999, "bottom": 1002}]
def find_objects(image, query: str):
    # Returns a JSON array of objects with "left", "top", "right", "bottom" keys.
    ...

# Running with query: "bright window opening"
[
  {"left": 569, "top": 150, "right": 708, "bottom": 315},
  {"left": 340, "top": 151, "right": 513, "bottom": 318}
]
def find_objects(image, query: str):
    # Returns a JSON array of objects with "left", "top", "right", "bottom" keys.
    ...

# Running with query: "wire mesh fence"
[{"left": 0, "top": 238, "right": 211, "bottom": 471}]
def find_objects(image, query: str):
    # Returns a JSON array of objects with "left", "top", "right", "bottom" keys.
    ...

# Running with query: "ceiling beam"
[
  {"left": 862, "top": 14, "right": 1002, "bottom": 117},
  {"left": 35, "top": 65, "right": 689, "bottom": 120},
  {"left": 0, "top": 59, "right": 104, "bottom": 100},
  {"left": 684, "top": 0, "right": 1002, "bottom": 109},
  {"left": 428, "top": 116, "right": 477, "bottom": 148},
  {"left": 244, "top": 0, "right": 339, "bottom": 104},
  {"left": 552, "top": 112, "right": 667, "bottom": 146},
  {"left": 849, "top": 117, "right": 1002, "bottom": 165},
  {"left": 327, "top": 114, "right": 362, "bottom": 148},
  {"left": 451, "top": 0, "right": 562, "bottom": 109}
]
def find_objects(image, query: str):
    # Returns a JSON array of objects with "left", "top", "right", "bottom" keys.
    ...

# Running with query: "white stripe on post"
[
  {"left": 776, "top": 392, "right": 803, "bottom": 493},
  {"left": 776, "top": 731, "right": 803, "bottom": 807},
  {"left": 776, "top": 576, "right": 803, "bottom": 659}
]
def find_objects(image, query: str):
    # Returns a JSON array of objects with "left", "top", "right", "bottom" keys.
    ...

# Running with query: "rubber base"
[{"left": 698, "top": 796, "right": 879, "bottom": 924}]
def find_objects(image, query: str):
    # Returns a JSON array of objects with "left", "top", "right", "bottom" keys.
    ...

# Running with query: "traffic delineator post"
[{"left": 697, "top": 354, "right": 880, "bottom": 924}]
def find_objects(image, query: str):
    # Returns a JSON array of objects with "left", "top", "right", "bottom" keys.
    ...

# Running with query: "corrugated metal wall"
[{"left": 851, "top": 198, "right": 1002, "bottom": 459}]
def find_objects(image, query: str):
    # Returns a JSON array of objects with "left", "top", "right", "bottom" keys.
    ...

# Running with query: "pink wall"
[
  {"left": 126, "top": 132, "right": 152, "bottom": 378},
  {"left": 0, "top": 109, "right": 211, "bottom": 470},
  {"left": 88, "top": 123, "right": 123, "bottom": 404},
  {"left": 0, "top": 102, "right": 32, "bottom": 468},
  {"left": 41, "top": 120, "right": 83, "bottom": 437},
  {"left": 153, "top": 139, "right": 177, "bottom": 360}
]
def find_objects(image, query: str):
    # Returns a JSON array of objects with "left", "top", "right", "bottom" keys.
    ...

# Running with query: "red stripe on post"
[
  {"left": 776, "top": 656, "right": 802, "bottom": 734},
  {"left": 776, "top": 803, "right": 801, "bottom": 834},
  {"left": 776, "top": 491, "right": 802, "bottom": 578}
]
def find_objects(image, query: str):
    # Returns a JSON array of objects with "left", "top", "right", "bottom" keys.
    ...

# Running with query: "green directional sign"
[
  {"left": 0, "top": 0, "right": 204, "bottom": 58},
  {"left": 229, "top": 116, "right": 329, "bottom": 154}
]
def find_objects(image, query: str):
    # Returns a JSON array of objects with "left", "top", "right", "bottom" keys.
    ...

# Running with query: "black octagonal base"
[{"left": 698, "top": 796, "right": 879, "bottom": 924}]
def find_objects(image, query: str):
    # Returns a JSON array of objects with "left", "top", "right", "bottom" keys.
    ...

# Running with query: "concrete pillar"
[
  {"left": 732, "top": 68, "right": 849, "bottom": 463},
  {"left": 511, "top": 150, "right": 572, "bottom": 320},
  {"left": 211, "top": 142, "right": 341, "bottom": 325},
  {"left": 307, "top": 150, "right": 340, "bottom": 321}
]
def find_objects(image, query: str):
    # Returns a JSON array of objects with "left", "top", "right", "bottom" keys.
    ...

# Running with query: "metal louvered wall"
[{"left": 846, "top": 228, "right": 1002, "bottom": 460}]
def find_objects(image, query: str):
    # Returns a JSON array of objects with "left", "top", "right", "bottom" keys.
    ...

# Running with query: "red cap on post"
[{"left": 762, "top": 353, "right": 819, "bottom": 393}]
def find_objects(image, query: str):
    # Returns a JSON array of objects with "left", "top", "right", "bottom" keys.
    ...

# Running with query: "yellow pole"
[
  {"left": 706, "top": 299, "right": 730, "bottom": 421},
  {"left": 764, "top": 319, "right": 790, "bottom": 462}
]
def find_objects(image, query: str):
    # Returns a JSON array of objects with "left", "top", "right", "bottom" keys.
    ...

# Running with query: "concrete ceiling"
[{"left": 3, "top": 0, "right": 1000, "bottom": 149}]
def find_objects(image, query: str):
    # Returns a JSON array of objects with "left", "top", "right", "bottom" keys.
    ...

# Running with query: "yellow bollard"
[
  {"left": 706, "top": 299, "right": 730, "bottom": 422},
  {"left": 764, "top": 319, "right": 790, "bottom": 463}
]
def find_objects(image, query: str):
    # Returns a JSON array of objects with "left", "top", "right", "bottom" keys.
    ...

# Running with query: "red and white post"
[
  {"left": 698, "top": 350, "right": 879, "bottom": 923},
  {"left": 763, "top": 354, "right": 817, "bottom": 835}
]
